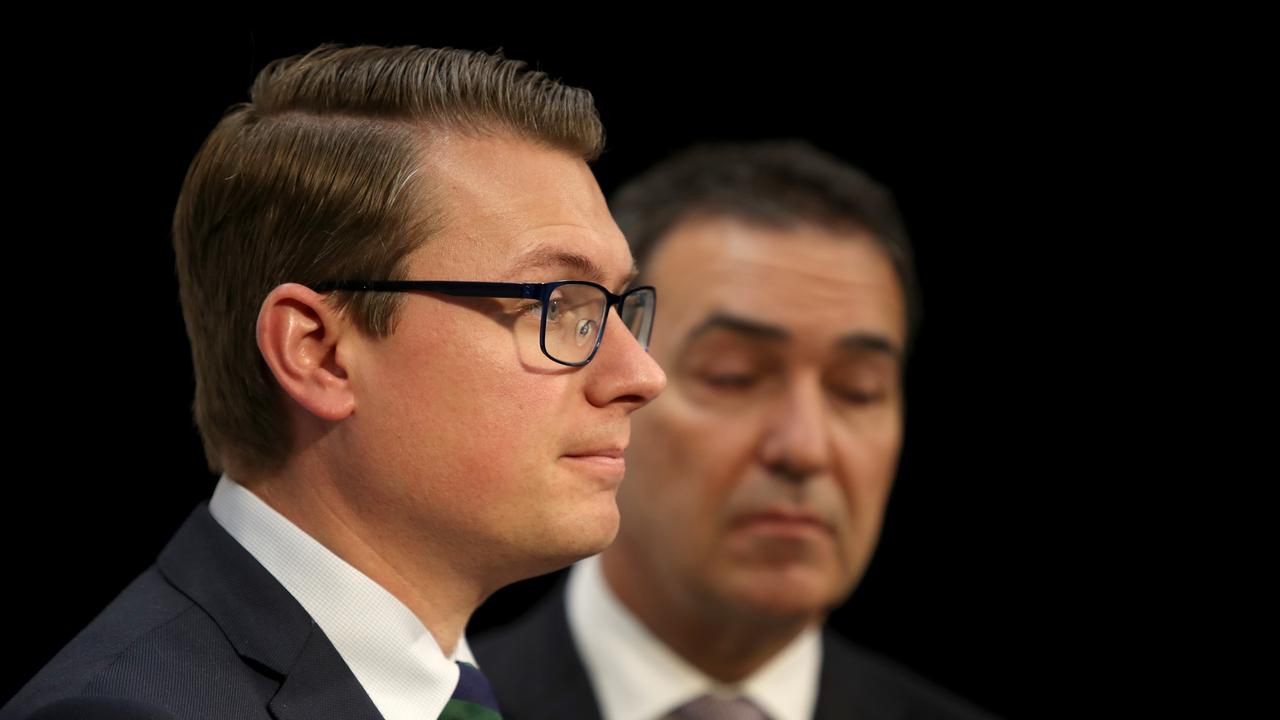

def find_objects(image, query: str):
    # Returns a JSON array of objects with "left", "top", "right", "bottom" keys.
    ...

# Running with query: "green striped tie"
[{"left": 438, "top": 660, "right": 503, "bottom": 720}]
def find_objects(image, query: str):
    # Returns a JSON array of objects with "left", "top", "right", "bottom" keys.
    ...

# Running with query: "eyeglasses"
[{"left": 311, "top": 280, "right": 656, "bottom": 367}]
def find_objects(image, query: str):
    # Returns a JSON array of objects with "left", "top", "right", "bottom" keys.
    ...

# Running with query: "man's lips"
[
  {"left": 562, "top": 448, "right": 626, "bottom": 459},
  {"left": 560, "top": 447, "right": 627, "bottom": 481},
  {"left": 730, "top": 510, "right": 833, "bottom": 536}
]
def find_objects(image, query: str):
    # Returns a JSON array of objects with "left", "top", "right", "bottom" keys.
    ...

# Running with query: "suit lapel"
[
  {"left": 268, "top": 625, "right": 384, "bottom": 720},
  {"left": 156, "top": 505, "right": 383, "bottom": 720},
  {"left": 814, "top": 629, "right": 904, "bottom": 720},
  {"left": 157, "top": 505, "right": 312, "bottom": 674}
]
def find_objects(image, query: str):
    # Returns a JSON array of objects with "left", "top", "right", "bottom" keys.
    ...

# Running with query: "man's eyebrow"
[
  {"left": 836, "top": 333, "right": 902, "bottom": 361},
  {"left": 681, "top": 312, "right": 902, "bottom": 359},
  {"left": 681, "top": 313, "right": 790, "bottom": 348},
  {"left": 509, "top": 247, "right": 639, "bottom": 290}
]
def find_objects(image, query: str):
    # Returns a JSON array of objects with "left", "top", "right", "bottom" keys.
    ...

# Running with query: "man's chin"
[
  {"left": 522, "top": 508, "right": 621, "bottom": 577},
  {"left": 716, "top": 566, "right": 846, "bottom": 621}
]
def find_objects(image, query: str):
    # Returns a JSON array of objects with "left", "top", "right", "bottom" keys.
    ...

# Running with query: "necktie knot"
[
  {"left": 669, "top": 693, "right": 769, "bottom": 720},
  {"left": 438, "top": 661, "right": 502, "bottom": 719}
]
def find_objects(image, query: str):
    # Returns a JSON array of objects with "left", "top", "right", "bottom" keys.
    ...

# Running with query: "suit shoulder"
[
  {"left": 5, "top": 565, "right": 270, "bottom": 720},
  {"left": 7, "top": 566, "right": 194, "bottom": 709},
  {"left": 821, "top": 632, "right": 999, "bottom": 720}
]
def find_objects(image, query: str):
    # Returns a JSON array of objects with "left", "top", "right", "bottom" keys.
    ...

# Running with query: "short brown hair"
[
  {"left": 610, "top": 140, "right": 921, "bottom": 349},
  {"left": 173, "top": 44, "right": 604, "bottom": 475}
]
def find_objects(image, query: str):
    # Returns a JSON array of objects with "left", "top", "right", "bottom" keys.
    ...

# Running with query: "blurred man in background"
[{"left": 476, "top": 141, "right": 993, "bottom": 720}]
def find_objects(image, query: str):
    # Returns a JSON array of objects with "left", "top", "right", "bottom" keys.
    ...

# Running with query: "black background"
[{"left": 4, "top": 26, "right": 1147, "bottom": 718}]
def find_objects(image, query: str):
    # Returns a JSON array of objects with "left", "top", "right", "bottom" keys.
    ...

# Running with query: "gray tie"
[{"left": 667, "top": 694, "right": 770, "bottom": 720}]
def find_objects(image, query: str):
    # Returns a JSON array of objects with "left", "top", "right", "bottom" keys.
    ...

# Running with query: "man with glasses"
[
  {"left": 4, "top": 44, "right": 664, "bottom": 720},
  {"left": 475, "top": 142, "right": 994, "bottom": 719},
  {"left": 312, "top": 280, "right": 656, "bottom": 368}
]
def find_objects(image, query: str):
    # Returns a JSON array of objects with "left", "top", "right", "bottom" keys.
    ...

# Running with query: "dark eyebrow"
[
  {"left": 508, "top": 247, "right": 639, "bottom": 291},
  {"left": 681, "top": 312, "right": 902, "bottom": 360},
  {"left": 683, "top": 313, "right": 789, "bottom": 346},
  {"left": 836, "top": 334, "right": 903, "bottom": 361}
]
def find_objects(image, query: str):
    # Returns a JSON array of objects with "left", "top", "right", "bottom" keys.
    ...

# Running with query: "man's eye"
[
  {"left": 521, "top": 300, "right": 559, "bottom": 321},
  {"left": 700, "top": 373, "right": 759, "bottom": 390},
  {"left": 832, "top": 387, "right": 884, "bottom": 405}
]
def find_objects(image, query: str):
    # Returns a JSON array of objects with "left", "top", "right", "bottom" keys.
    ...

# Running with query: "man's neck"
[
  {"left": 599, "top": 549, "right": 817, "bottom": 683},
  {"left": 238, "top": 463, "right": 483, "bottom": 657}
]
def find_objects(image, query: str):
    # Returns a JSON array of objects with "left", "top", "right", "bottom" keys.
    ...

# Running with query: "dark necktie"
[
  {"left": 667, "top": 694, "right": 770, "bottom": 720},
  {"left": 437, "top": 661, "right": 503, "bottom": 720}
]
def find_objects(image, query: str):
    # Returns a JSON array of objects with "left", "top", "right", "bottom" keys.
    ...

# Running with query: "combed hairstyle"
[
  {"left": 173, "top": 44, "right": 605, "bottom": 476},
  {"left": 610, "top": 140, "right": 922, "bottom": 352}
]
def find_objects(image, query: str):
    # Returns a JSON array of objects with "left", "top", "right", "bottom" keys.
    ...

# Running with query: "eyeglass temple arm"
[{"left": 310, "top": 280, "right": 543, "bottom": 299}]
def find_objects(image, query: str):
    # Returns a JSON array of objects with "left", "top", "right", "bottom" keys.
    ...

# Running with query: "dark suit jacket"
[
  {"left": 3, "top": 505, "right": 383, "bottom": 720},
  {"left": 474, "top": 584, "right": 995, "bottom": 720}
]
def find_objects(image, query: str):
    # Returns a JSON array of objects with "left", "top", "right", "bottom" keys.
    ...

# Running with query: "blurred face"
[
  {"left": 339, "top": 134, "right": 665, "bottom": 586},
  {"left": 607, "top": 217, "right": 905, "bottom": 626}
]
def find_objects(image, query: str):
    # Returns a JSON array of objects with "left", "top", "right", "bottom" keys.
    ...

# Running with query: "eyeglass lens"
[
  {"left": 620, "top": 287, "right": 655, "bottom": 350},
  {"left": 542, "top": 284, "right": 655, "bottom": 364}
]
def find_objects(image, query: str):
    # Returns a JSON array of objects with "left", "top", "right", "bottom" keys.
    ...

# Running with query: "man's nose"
[
  {"left": 758, "top": 374, "right": 833, "bottom": 482},
  {"left": 584, "top": 307, "right": 667, "bottom": 409}
]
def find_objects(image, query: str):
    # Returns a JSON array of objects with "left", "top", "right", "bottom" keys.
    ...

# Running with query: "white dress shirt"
[
  {"left": 566, "top": 554, "right": 822, "bottom": 720},
  {"left": 209, "top": 475, "right": 475, "bottom": 720}
]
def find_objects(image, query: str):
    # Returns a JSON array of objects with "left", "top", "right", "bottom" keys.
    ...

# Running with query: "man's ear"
[{"left": 256, "top": 283, "right": 357, "bottom": 422}]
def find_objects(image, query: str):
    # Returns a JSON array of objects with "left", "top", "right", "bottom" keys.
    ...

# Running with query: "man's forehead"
[
  {"left": 404, "top": 133, "right": 633, "bottom": 284},
  {"left": 647, "top": 218, "right": 908, "bottom": 350},
  {"left": 650, "top": 217, "right": 891, "bottom": 281},
  {"left": 506, "top": 244, "right": 639, "bottom": 288},
  {"left": 416, "top": 133, "right": 608, "bottom": 229},
  {"left": 677, "top": 310, "right": 903, "bottom": 363}
]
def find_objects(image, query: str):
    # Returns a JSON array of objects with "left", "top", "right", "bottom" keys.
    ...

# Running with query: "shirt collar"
[
  {"left": 565, "top": 554, "right": 821, "bottom": 720},
  {"left": 209, "top": 475, "right": 473, "bottom": 720}
]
